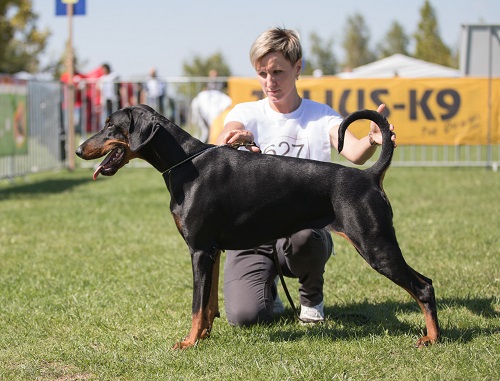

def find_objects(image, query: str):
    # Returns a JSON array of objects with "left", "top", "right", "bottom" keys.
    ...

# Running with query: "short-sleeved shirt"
[{"left": 224, "top": 98, "right": 342, "bottom": 162}]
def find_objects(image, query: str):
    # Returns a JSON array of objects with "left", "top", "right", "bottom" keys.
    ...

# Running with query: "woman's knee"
[
  {"left": 224, "top": 277, "right": 274, "bottom": 327},
  {"left": 226, "top": 304, "right": 272, "bottom": 327}
]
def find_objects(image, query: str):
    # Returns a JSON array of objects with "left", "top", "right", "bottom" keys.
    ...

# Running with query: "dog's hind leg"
[
  {"left": 404, "top": 267, "right": 440, "bottom": 347},
  {"left": 343, "top": 234, "right": 440, "bottom": 348},
  {"left": 172, "top": 248, "right": 220, "bottom": 350}
]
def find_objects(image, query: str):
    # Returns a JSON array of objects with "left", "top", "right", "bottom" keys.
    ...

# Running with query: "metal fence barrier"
[
  {"left": 1, "top": 81, "right": 64, "bottom": 180},
  {"left": 1, "top": 78, "right": 498, "bottom": 181}
]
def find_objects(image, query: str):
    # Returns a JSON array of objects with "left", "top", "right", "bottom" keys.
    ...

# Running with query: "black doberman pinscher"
[{"left": 76, "top": 104, "right": 439, "bottom": 349}]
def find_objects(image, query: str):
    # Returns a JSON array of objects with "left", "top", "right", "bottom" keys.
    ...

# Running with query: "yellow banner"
[{"left": 226, "top": 77, "right": 500, "bottom": 145}]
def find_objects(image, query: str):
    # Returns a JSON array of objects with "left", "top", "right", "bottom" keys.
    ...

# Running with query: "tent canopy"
[{"left": 336, "top": 54, "right": 460, "bottom": 78}]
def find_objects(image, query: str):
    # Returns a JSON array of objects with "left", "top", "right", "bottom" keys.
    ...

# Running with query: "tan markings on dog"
[
  {"left": 335, "top": 231, "right": 355, "bottom": 246},
  {"left": 172, "top": 213, "right": 183, "bottom": 236},
  {"left": 201, "top": 251, "right": 221, "bottom": 340},
  {"left": 404, "top": 289, "right": 440, "bottom": 347},
  {"left": 337, "top": 229, "right": 438, "bottom": 347},
  {"left": 172, "top": 254, "right": 220, "bottom": 349},
  {"left": 402, "top": 271, "right": 439, "bottom": 347},
  {"left": 172, "top": 310, "right": 205, "bottom": 350},
  {"left": 101, "top": 139, "right": 127, "bottom": 152}
]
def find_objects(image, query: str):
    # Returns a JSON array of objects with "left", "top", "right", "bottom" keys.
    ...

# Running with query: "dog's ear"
[{"left": 128, "top": 105, "right": 161, "bottom": 152}]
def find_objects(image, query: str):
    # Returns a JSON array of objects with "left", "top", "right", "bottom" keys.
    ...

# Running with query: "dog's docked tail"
[{"left": 337, "top": 109, "right": 394, "bottom": 177}]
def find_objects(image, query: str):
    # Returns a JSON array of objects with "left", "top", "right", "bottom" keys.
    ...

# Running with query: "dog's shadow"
[{"left": 267, "top": 296, "right": 499, "bottom": 344}]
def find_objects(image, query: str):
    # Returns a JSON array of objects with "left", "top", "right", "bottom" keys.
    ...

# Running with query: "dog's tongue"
[
  {"left": 92, "top": 150, "right": 117, "bottom": 180},
  {"left": 93, "top": 165, "right": 103, "bottom": 180}
]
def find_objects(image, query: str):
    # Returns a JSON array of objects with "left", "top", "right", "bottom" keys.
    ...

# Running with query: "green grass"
[{"left": 0, "top": 166, "right": 498, "bottom": 380}]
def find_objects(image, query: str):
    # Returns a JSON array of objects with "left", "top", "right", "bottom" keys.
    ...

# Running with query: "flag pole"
[{"left": 67, "top": 2, "right": 75, "bottom": 171}]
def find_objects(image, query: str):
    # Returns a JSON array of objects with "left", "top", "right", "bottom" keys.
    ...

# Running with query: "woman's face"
[{"left": 255, "top": 51, "right": 301, "bottom": 109}]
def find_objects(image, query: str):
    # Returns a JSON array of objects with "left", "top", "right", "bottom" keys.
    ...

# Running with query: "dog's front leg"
[
  {"left": 201, "top": 250, "right": 220, "bottom": 340},
  {"left": 172, "top": 249, "right": 220, "bottom": 350}
]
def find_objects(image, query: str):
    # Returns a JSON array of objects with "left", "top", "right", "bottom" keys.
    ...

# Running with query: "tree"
[
  {"left": 303, "top": 32, "right": 338, "bottom": 76},
  {"left": 180, "top": 51, "right": 232, "bottom": 97},
  {"left": 413, "top": 0, "right": 453, "bottom": 67},
  {"left": 0, "top": 0, "right": 50, "bottom": 74},
  {"left": 376, "top": 21, "right": 410, "bottom": 58},
  {"left": 342, "top": 13, "right": 376, "bottom": 70},
  {"left": 182, "top": 51, "right": 231, "bottom": 77}
]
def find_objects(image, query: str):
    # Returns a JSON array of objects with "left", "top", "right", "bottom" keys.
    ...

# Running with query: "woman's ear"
[{"left": 296, "top": 59, "right": 303, "bottom": 78}]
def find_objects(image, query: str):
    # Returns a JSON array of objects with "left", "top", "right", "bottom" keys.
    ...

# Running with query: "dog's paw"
[
  {"left": 172, "top": 337, "right": 198, "bottom": 350},
  {"left": 415, "top": 334, "right": 438, "bottom": 348}
]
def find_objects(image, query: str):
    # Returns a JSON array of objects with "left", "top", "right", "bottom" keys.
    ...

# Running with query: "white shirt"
[
  {"left": 145, "top": 78, "right": 165, "bottom": 99},
  {"left": 224, "top": 98, "right": 343, "bottom": 162},
  {"left": 98, "top": 72, "right": 120, "bottom": 102}
]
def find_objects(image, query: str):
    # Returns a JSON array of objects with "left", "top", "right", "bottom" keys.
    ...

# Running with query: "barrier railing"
[{"left": 1, "top": 77, "right": 498, "bottom": 181}]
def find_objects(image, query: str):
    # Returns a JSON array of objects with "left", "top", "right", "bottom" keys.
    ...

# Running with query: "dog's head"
[{"left": 76, "top": 104, "right": 161, "bottom": 180}]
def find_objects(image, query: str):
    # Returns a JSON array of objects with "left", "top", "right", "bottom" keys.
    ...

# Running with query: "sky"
[{"left": 32, "top": 0, "right": 499, "bottom": 79}]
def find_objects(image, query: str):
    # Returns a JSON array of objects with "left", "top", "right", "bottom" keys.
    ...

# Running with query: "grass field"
[{"left": 0, "top": 166, "right": 498, "bottom": 380}]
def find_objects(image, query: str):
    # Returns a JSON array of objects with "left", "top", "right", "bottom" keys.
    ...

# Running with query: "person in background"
[
  {"left": 60, "top": 65, "right": 85, "bottom": 134},
  {"left": 216, "top": 27, "right": 396, "bottom": 327},
  {"left": 98, "top": 63, "right": 120, "bottom": 124},
  {"left": 206, "top": 68, "right": 224, "bottom": 91},
  {"left": 144, "top": 67, "right": 166, "bottom": 114}
]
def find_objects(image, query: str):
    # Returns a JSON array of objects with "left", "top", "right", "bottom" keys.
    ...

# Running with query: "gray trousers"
[{"left": 223, "top": 228, "right": 333, "bottom": 326}]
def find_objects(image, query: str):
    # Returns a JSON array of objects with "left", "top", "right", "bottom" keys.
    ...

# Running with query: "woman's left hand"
[{"left": 370, "top": 104, "right": 397, "bottom": 147}]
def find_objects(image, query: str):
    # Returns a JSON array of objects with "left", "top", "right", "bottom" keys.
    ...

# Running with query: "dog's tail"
[{"left": 338, "top": 109, "right": 394, "bottom": 177}]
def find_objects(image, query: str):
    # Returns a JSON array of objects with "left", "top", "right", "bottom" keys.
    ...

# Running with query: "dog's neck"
[{"left": 140, "top": 122, "right": 208, "bottom": 173}]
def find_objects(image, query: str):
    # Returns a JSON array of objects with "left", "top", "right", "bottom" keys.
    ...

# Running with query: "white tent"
[{"left": 337, "top": 54, "right": 460, "bottom": 78}]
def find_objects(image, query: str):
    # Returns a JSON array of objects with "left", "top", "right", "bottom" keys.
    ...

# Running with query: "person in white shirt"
[
  {"left": 216, "top": 27, "right": 396, "bottom": 325},
  {"left": 144, "top": 67, "right": 166, "bottom": 114}
]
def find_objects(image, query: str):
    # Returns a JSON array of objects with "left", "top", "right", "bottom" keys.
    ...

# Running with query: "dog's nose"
[{"left": 75, "top": 146, "right": 83, "bottom": 157}]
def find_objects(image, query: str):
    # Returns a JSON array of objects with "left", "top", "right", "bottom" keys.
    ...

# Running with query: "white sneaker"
[
  {"left": 299, "top": 300, "right": 325, "bottom": 323},
  {"left": 272, "top": 276, "right": 284, "bottom": 315}
]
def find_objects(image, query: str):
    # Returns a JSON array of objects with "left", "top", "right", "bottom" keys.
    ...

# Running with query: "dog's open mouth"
[{"left": 93, "top": 147, "right": 126, "bottom": 180}]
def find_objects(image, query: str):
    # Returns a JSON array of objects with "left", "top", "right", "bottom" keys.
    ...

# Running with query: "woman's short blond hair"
[{"left": 249, "top": 27, "right": 302, "bottom": 68}]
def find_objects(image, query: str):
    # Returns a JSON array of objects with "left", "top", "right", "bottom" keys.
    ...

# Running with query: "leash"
[
  {"left": 161, "top": 141, "right": 260, "bottom": 175},
  {"left": 269, "top": 243, "right": 309, "bottom": 323},
  {"left": 272, "top": 245, "right": 370, "bottom": 325},
  {"left": 161, "top": 146, "right": 219, "bottom": 175}
]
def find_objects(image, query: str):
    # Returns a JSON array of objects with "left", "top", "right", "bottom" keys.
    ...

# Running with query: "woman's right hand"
[{"left": 220, "top": 129, "right": 261, "bottom": 153}]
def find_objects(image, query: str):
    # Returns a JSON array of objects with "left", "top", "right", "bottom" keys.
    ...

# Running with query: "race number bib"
[{"left": 261, "top": 136, "right": 310, "bottom": 159}]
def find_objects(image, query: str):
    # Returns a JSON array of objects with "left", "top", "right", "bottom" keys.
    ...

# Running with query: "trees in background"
[
  {"left": 341, "top": 13, "right": 377, "bottom": 71},
  {"left": 303, "top": 32, "right": 338, "bottom": 76},
  {"left": 0, "top": 0, "right": 50, "bottom": 74},
  {"left": 182, "top": 52, "right": 231, "bottom": 78},
  {"left": 0, "top": 0, "right": 457, "bottom": 77},
  {"left": 377, "top": 21, "right": 411, "bottom": 58},
  {"left": 306, "top": 0, "right": 455, "bottom": 75},
  {"left": 414, "top": 0, "right": 453, "bottom": 67}
]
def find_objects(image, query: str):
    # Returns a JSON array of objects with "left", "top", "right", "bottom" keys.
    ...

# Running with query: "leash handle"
[{"left": 226, "top": 141, "right": 261, "bottom": 152}]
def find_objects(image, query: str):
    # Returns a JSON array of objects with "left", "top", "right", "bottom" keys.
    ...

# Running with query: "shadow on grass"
[
  {"left": 268, "top": 296, "right": 499, "bottom": 345},
  {"left": 0, "top": 176, "right": 92, "bottom": 200}
]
